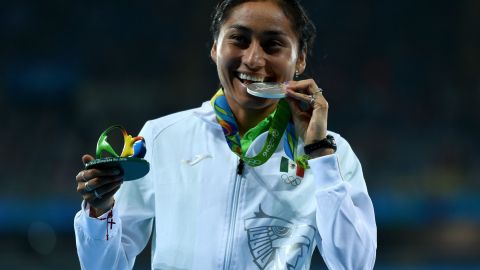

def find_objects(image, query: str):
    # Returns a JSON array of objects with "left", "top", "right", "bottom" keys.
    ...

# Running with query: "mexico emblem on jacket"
[{"left": 280, "top": 156, "right": 304, "bottom": 186}]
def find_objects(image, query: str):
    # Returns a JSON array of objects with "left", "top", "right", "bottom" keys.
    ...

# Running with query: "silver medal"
[{"left": 246, "top": 82, "right": 287, "bottom": 99}]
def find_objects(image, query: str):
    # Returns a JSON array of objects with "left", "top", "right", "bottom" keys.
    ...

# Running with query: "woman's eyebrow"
[
  {"left": 228, "top": 24, "right": 252, "bottom": 34},
  {"left": 228, "top": 24, "right": 287, "bottom": 37},
  {"left": 263, "top": 30, "right": 288, "bottom": 37}
]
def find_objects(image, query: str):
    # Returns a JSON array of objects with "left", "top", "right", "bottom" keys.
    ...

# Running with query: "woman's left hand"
[{"left": 284, "top": 79, "right": 329, "bottom": 146}]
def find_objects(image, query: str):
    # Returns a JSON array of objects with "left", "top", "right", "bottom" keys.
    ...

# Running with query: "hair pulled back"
[{"left": 210, "top": 0, "right": 316, "bottom": 56}]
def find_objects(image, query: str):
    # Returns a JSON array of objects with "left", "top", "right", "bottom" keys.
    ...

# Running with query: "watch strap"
[{"left": 304, "top": 135, "right": 337, "bottom": 155}]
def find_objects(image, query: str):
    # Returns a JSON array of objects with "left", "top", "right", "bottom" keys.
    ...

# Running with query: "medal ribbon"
[{"left": 211, "top": 89, "right": 309, "bottom": 169}]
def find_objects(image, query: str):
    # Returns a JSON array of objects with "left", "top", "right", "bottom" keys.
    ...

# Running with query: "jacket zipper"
[{"left": 224, "top": 159, "right": 244, "bottom": 270}]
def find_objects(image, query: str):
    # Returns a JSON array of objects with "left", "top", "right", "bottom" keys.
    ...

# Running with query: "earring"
[{"left": 294, "top": 70, "right": 299, "bottom": 79}]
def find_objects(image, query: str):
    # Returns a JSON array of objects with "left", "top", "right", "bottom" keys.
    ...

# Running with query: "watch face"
[{"left": 327, "top": 135, "right": 337, "bottom": 150}]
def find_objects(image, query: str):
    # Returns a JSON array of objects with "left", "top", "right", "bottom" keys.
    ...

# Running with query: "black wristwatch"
[{"left": 304, "top": 135, "right": 337, "bottom": 155}]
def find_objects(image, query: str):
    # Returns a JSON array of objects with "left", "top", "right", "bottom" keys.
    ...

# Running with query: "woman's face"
[{"left": 211, "top": 0, "right": 306, "bottom": 111}]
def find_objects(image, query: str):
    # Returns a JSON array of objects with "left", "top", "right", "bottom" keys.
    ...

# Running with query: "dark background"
[{"left": 1, "top": 0, "right": 479, "bottom": 269}]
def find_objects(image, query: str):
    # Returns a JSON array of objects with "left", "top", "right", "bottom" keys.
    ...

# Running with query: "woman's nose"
[{"left": 243, "top": 41, "right": 265, "bottom": 69}]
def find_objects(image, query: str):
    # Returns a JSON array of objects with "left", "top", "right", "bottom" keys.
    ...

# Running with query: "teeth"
[{"left": 239, "top": 73, "right": 264, "bottom": 82}]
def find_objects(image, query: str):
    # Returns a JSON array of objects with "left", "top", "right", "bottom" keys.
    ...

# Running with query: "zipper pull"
[{"left": 237, "top": 159, "right": 245, "bottom": 175}]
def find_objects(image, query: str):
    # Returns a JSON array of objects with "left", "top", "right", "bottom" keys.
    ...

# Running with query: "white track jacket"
[{"left": 74, "top": 101, "right": 377, "bottom": 270}]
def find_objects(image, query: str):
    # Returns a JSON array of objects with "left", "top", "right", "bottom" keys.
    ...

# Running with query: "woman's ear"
[
  {"left": 296, "top": 48, "right": 307, "bottom": 74},
  {"left": 210, "top": 41, "right": 218, "bottom": 63}
]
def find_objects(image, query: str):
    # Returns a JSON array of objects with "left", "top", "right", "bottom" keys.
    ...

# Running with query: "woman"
[{"left": 74, "top": 0, "right": 377, "bottom": 269}]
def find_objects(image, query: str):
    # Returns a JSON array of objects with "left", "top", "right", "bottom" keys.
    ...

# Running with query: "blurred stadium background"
[{"left": 1, "top": 0, "right": 479, "bottom": 269}]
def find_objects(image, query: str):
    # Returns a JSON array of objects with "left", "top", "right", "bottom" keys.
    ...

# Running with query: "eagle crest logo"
[{"left": 244, "top": 206, "right": 316, "bottom": 269}]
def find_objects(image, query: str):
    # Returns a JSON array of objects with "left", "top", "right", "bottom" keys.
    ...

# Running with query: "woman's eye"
[
  {"left": 271, "top": 40, "right": 284, "bottom": 47},
  {"left": 230, "top": 35, "right": 247, "bottom": 44},
  {"left": 263, "top": 40, "right": 283, "bottom": 52}
]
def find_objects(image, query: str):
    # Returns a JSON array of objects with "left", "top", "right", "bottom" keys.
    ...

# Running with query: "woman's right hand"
[{"left": 75, "top": 154, "right": 124, "bottom": 217}]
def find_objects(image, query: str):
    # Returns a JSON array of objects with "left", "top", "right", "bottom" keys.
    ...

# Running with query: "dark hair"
[{"left": 210, "top": 0, "right": 316, "bottom": 56}]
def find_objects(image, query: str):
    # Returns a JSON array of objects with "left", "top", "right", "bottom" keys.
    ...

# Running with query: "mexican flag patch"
[{"left": 280, "top": 156, "right": 304, "bottom": 186}]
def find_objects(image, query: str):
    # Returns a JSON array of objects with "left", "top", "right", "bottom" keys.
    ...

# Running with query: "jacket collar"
[{"left": 193, "top": 101, "right": 218, "bottom": 126}]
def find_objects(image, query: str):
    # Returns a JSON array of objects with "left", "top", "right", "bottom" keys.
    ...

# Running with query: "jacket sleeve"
[
  {"left": 74, "top": 121, "right": 156, "bottom": 270},
  {"left": 309, "top": 134, "right": 377, "bottom": 270}
]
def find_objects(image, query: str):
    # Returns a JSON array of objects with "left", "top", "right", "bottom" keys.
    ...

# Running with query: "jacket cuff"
[
  {"left": 74, "top": 201, "right": 120, "bottom": 240},
  {"left": 308, "top": 154, "right": 343, "bottom": 189}
]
